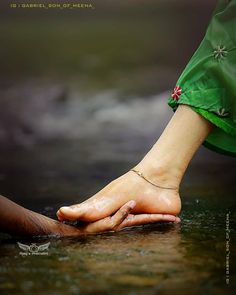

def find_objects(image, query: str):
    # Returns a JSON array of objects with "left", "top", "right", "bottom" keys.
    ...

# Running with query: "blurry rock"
[{"left": 0, "top": 80, "right": 173, "bottom": 147}]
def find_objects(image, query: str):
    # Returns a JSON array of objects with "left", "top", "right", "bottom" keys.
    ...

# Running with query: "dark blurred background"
[
  {"left": 0, "top": 0, "right": 235, "bottom": 209},
  {"left": 0, "top": 0, "right": 217, "bottom": 145}
]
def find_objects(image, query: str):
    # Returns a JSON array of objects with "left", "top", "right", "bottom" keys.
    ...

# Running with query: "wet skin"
[
  {"left": 57, "top": 105, "right": 213, "bottom": 224},
  {"left": 0, "top": 195, "right": 180, "bottom": 237},
  {"left": 57, "top": 171, "right": 181, "bottom": 223}
]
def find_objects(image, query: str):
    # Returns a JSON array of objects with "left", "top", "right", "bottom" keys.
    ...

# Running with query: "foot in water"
[{"left": 57, "top": 166, "right": 181, "bottom": 223}]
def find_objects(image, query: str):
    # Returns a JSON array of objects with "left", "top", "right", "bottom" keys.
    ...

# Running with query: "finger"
[
  {"left": 117, "top": 213, "right": 181, "bottom": 230},
  {"left": 56, "top": 197, "right": 119, "bottom": 222},
  {"left": 82, "top": 200, "right": 136, "bottom": 234},
  {"left": 110, "top": 200, "right": 136, "bottom": 229}
]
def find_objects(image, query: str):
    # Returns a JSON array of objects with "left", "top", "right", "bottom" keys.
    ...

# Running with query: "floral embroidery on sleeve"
[
  {"left": 213, "top": 45, "right": 228, "bottom": 60},
  {"left": 215, "top": 108, "right": 229, "bottom": 117},
  {"left": 171, "top": 86, "right": 182, "bottom": 101}
]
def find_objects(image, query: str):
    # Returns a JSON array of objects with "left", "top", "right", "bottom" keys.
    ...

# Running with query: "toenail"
[
  {"left": 175, "top": 217, "right": 181, "bottom": 223},
  {"left": 61, "top": 206, "right": 76, "bottom": 212}
]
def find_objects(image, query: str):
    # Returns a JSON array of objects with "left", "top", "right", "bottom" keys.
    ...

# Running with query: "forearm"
[{"left": 0, "top": 195, "right": 81, "bottom": 237}]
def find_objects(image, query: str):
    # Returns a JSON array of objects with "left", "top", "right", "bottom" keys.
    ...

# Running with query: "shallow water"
[
  {"left": 0, "top": 199, "right": 235, "bottom": 295},
  {"left": 0, "top": 141, "right": 235, "bottom": 294}
]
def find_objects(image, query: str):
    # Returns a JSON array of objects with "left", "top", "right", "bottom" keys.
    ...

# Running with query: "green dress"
[{"left": 168, "top": 0, "right": 236, "bottom": 156}]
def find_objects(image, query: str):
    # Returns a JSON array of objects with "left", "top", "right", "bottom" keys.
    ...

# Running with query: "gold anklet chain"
[{"left": 130, "top": 168, "right": 178, "bottom": 190}]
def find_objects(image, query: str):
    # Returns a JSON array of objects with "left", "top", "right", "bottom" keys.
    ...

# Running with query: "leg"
[
  {"left": 136, "top": 104, "right": 214, "bottom": 188},
  {"left": 57, "top": 105, "right": 214, "bottom": 222}
]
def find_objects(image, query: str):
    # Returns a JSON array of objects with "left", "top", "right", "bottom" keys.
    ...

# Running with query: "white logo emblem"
[{"left": 17, "top": 242, "right": 50, "bottom": 256}]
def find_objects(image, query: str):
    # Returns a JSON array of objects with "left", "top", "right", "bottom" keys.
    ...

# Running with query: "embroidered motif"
[
  {"left": 171, "top": 86, "right": 182, "bottom": 101},
  {"left": 213, "top": 45, "right": 228, "bottom": 60},
  {"left": 216, "top": 108, "right": 229, "bottom": 117}
]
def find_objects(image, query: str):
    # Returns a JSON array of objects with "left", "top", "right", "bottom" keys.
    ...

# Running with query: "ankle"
[{"left": 133, "top": 155, "right": 183, "bottom": 190}]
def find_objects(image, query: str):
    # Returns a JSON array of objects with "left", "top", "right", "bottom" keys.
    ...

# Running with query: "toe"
[
  {"left": 57, "top": 206, "right": 83, "bottom": 221},
  {"left": 175, "top": 216, "right": 181, "bottom": 223},
  {"left": 56, "top": 210, "right": 64, "bottom": 221}
]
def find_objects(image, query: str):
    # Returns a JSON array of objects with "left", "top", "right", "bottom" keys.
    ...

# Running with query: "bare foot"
[
  {"left": 57, "top": 104, "right": 214, "bottom": 224},
  {"left": 57, "top": 167, "right": 181, "bottom": 223}
]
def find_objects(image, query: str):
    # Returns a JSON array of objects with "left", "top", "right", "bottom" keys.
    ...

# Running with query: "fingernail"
[{"left": 128, "top": 200, "right": 136, "bottom": 209}]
